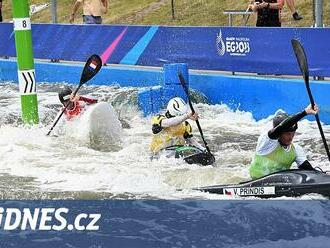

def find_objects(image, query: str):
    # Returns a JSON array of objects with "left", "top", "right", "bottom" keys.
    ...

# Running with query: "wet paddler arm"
[
  {"left": 161, "top": 114, "right": 189, "bottom": 128},
  {"left": 268, "top": 110, "right": 307, "bottom": 139}
]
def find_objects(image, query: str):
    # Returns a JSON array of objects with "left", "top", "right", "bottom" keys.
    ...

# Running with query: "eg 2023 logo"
[{"left": 216, "top": 30, "right": 250, "bottom": 56}]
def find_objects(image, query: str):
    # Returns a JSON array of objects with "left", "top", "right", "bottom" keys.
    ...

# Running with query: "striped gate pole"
[{"left": 12, "top": 0, "right": 39, "bottom": 124}]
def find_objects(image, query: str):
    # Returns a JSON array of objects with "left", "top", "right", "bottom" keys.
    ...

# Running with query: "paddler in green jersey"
[{"left": 249, "top": 104, "right": 319, "bottom": 179}]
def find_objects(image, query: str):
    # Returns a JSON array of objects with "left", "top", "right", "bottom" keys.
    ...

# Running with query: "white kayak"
[{"left": 65, "top": 102, "right": 123, "bottom": 150}]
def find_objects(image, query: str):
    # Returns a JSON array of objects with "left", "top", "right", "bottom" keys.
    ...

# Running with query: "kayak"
[
  {"left": 66, "top": 102, "right": 122, "bottom": 148},
  {"left": 162, "top": 145, "right": 215, "bottom": 166},
  {"left": 197, "top": 169, "right": 330, "bottom": 198}
]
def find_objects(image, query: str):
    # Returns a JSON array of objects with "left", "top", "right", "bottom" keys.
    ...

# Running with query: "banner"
[
  {"left": 0, "top": 200, "right": 330, "bottom": 247},
  {"left": 1, "top": 23, "right": 330, "bottom": 76}
]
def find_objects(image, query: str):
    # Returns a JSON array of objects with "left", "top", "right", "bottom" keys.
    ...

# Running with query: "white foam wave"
[{"left": 0, "top": 82, "right": 329, "bottom": 199}]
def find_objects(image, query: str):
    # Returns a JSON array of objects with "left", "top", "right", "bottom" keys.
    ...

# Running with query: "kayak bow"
[{"left": 197, "top": 169, "right": 330, "bottom": 198}]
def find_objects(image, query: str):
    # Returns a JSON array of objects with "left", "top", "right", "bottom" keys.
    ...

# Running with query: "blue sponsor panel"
[
  {"left": 0, "top": 23, "right": 15, "bottom": 57},
  {"left": 1, "top": 23, "right": 330, "bottom": 76},
  {"left": 140, "top": 26, "right": 330, "bottom": 76},
  {"left": 137, "top": 26, "right": 219, "bottom": 69},
  {"left": 120, "top": 26, "right": 159, "bottom": 65},
  {"left": 0, "top": 200, "right": 330, "bottom": 247},
  {"left": 0, "top": 23, "right": 150, "bottom": 63}
]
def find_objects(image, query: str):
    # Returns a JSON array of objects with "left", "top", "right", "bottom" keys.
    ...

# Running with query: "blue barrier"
[
  {"left": 138, "top": 63, "right": 189, "bottom": 115},
  {"left": 189, "top": 73, "right": 330, "bottom": 122},
  {"left": 138, "top": 86, "right": 166, "bottom": 116},
  {"left": 1, "top": 59, "right": 330, "bottom": 124},
  {"left": 0, "top": 59, "right": 163, "bottom": 87},
  {"left": 163, "top": 63, "right": 188, "bottom": 100},
  {"left": 1, "top": 23, "right": 330, "bottom": 76}
]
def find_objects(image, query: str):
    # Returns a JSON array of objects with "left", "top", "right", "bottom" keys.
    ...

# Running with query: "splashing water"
[{"left": 1, "top": 82, "right": 329, "bottom": 200}]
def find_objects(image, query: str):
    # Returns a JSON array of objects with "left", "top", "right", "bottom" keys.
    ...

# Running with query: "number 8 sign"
[{"left": 13, "top": 18, "right": 31, "bottom": 31}]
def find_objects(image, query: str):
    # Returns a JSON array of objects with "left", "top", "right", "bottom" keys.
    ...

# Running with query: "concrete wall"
[{"left": 1, "top": 59, "right": 329, "bottom": 123}]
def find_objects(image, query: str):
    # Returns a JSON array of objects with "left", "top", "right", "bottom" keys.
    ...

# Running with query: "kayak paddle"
[
  {"left": 178, "top": 72, "right": 214, "bottom": 157},
  {"left": 46, "top": 54, "right": 102, "bottom": 136},
  {"left": 291, "top": 39, "right": 330, "bottom": 161}
]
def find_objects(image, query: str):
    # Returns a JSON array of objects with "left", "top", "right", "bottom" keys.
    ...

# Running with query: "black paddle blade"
[
  {"left": 291, "top": 39, "right": 309, "bottom": 86},
  {"left": 184, "top": 152, "right": 215, "bottom": 166},
  {"left": 291, "top": 39, "right": 315, "bottom": 107},
  {"left": 292, "top": 39, "right": 330, "bottom": 162},
  {"left": 174, "top": 146, "right": 215, "bottom": 166},
  {"left": 80, "top": 54, "right": 102, "bottom": 85}
]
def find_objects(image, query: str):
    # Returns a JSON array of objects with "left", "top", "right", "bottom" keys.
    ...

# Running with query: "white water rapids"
[{"left": 1, "top": 82, "right": 329, "bottom": 199}]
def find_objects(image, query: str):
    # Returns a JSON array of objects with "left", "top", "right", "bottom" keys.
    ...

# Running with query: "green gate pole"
[{"left": 12, "top": 0, "right": 39, "bottom": 124}]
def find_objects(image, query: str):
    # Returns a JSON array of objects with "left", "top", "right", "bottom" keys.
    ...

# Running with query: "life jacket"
[
  {"left": 150, "top": 114, "right": 192, "bottom": 154},
  {"left": 63, "top": 96, "right": 97, "bottom": 120},
  {"left": 249, "top": 144, "right": 296, "bottom": 179},
  {"left": 63, "top": 101, "right": 84, "bottom": 120}
]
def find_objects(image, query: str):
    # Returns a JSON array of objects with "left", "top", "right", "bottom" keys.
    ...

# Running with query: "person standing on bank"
[
  {"left": 248, "top": 0, "right": 284, "bottom": 27},
  {"left": 70, "top": 0, "right": 108, "bottom": 24},
  {"left": 286, "top": 0, "right": 303, "bottom": 21},
  {"left": 249, "top": 104, "right": 319, "bottom": 180}
]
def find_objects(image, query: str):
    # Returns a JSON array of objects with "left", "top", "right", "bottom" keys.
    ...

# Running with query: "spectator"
[
  {"left": 249, "top": 0, "right": 285, "bottom": 27},
  {"left": 286, "top": 0, "right": 303, "bottom": 20},
  {"left": 0, "top": 0, "right": 3, "bottom": 22},
  {"left": 70, "top": 0, "right": 108, "bottom": 24}
]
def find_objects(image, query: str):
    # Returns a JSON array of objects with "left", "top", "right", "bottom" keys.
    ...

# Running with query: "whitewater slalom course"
[
  {"left": 1, "top": 24, "right": 330, "bottom": 122},
  {"left": 1, "top": 23, "right": 330, "bottom": 199},
  {"left": 2, "top": 13, "right": 330, "bottom": 246}
]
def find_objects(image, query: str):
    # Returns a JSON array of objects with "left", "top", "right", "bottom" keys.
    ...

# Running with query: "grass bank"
[{"left": 1, "top": 0, "right": 329, "bottom": 27}]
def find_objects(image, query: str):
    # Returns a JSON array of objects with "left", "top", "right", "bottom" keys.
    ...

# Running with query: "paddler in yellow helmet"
[
  {"left": 150, "top": 97, "right": 200, "bottom": 155},
  {"left": 249, "top": 104, "right": 319, "bottom": 179}
]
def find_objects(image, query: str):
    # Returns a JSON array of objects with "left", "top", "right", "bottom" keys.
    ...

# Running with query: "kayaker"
[
  {"left": 58, "top": 86, "right": 98, "bottom": 120},
  {"left": 249, "top": 104, "right": 319, "bottom": 179},
  {"left": 150, "top": 97, "right": 201, "bottom": 155}
]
